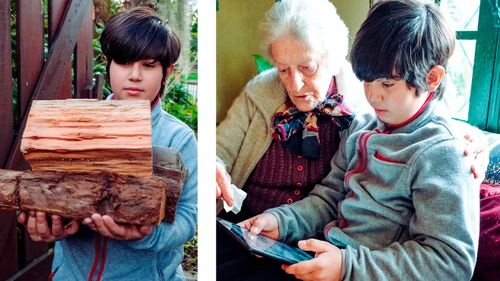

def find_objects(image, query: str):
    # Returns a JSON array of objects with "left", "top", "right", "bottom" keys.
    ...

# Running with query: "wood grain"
[{"left": 21, "top": 99, "right": 153, "bottom": 177}]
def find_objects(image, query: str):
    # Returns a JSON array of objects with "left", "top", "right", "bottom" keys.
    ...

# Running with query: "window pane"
[
  {"left": 439, "top": 0, "right": 480, "bottom": 31},
  {"left": 443, "top": 40, "right": 476, "bottom": 121}
]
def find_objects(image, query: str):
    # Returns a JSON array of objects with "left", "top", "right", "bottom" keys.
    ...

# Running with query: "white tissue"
[{"left": 223, "top": 184, "right": 247, "bottom": 214}]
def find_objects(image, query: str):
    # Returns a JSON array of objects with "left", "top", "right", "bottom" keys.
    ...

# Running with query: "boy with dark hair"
[
  {"left": 99, "top": 7, "right": 181, "bottom": 101},
  {"left": 242, "top": 0, "right": 480, "bottom": 280},
  {"left": 18, "top": 8, "right": 197, "bottom": 281}
]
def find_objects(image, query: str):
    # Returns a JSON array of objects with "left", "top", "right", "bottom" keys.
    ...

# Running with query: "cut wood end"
[{"left": 22, "top": 99, "right": 153, "bottom": 176}]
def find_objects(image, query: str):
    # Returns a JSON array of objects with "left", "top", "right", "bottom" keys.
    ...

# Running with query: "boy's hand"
[
  {"left": 216, "top": 161, "right": 234, "bottom": 206},
  {"left": 283, "top": 239, "right": 342, "bottom": 281},
  {"left": 238, "top": 213, "right": 279, "bottom": 240},
  {"left": 82, "top": 214, "right": 153, "bottom": 240},
  {"left": 17, "top": 211, "right": 79, "bottom": 242},
  {"left": 460, "top": 127, "right": 489, "bottom": 179}
]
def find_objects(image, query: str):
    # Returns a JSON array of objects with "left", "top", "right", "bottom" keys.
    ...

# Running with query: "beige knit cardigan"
[{"left": 216, "top": 61, "right": 367, "bottom": 190}]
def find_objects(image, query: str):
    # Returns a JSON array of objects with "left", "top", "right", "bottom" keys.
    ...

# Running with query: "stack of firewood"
[{"left": 0, "top": 99, "right": 186, "bottom": 225}]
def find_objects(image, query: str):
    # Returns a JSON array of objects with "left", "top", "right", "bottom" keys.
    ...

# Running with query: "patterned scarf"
[{"left": 271, "top": 77, "right": 354, "bottom": 158}]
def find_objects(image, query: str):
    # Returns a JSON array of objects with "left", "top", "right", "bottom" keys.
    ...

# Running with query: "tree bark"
[
  {"left": 93, "top": 0, "right": 112, "bottom": 26},
  {"left": 156, "top": 0, "right": 193, "bottom": 76},
  {"left": 123, "top": 0, "right": 154, "bottom": 9},
  {"left": 0, "top": 169, "right": 167, "bottom": 225},
  {"left": 152, "top": 146, "right": 187, "bottom": 223}
]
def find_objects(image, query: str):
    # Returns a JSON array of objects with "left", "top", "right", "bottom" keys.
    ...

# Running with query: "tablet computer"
[{"left": 217, "top": 217, "right": 313, "bottom": 265}]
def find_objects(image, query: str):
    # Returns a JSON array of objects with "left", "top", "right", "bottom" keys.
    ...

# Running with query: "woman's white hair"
[{"left": 261, "top": 0, "right": 349, "bottom": 75}]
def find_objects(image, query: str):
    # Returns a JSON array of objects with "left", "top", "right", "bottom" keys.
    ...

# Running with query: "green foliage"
[
  {"left": 11, "top": 0, "right": 18, "bottom": 127},
  {"left": 190, "top": 8, "right": 198, "bottom": 64},
  {"left": 253, "top": 54, "right": 273, "bottom": 73},
  {"left": 163, "top": 80, "right": 198, "bottom": 131},
  {"left": 182, "top": 231, "right": 198, "bottom": 273},
  {"left": 93, "top": 23, "right": 113, "bottom": 97}
]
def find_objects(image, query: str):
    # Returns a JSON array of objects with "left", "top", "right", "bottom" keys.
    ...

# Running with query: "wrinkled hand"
[
  {"left": 216, "top": 161, "right": 234, "bottom": 206},
  {"left": 463, "top": 132, "right": 489, "bottom": 179},
  {"left": 17, "top": 211, "right": 79, "bottom": 242},
  {"left": 283, "top": 239, "right": 342, "bottom": 281},
  {"left": 238, "top": 213, "right": 280, "bottom": 240},
  {"left": 82, "top": 214, "right": 153, "bottom": 240}
]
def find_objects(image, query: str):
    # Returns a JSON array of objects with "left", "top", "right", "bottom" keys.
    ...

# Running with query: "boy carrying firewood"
[{"left": 18, "top": 7, "right": 197, "bottom": 281}]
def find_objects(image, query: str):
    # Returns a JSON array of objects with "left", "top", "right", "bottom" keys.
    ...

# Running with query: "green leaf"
[{"left": 252, "top": 54, "right": 273, "bottom": 73}]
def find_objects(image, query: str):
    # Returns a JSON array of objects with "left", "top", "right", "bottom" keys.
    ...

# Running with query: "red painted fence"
[{"left": 0, "top": 1, "right": 99, "bottom": 279}]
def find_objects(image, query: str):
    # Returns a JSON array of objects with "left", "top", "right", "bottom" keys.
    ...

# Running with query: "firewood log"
[
  {"left": 21, "top": 99, "right": 152, "bottom": 177},
  {"left": 153, "top": 146, "right": 188, "bottom": 223},
  {"left": 0, "top": 147, "right": 186, "bottom": 224},
  {"left": 0, "top": 169, "right": 166, "bottom": 225},
  {"left": 0, "top": 170, "right": 18, "bottom": 210}
]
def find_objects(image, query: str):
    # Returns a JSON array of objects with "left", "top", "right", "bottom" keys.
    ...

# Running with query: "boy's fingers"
[
  {"left": 26, "top": 212, "right": 38, "bottom": 236},
  {"left": 51, "top": 215, "right": 63, "bottom": 237},
  {"left": 298, "top": 239, "right": 334, "bottom": 254},
  {"left": 17, "top": 212, "right": 27, "bottom": 225},
  {"left": 91, "top": 214, "right": 112, "bottom": 237},
  {"left": 248, "top": 217, "right": 266, "bottom": 235},
  {"left": 283, "top": 260, "right": 315, "bottom": 275},
  {"left": 139, "top": 225, "right": 153, "bottom": 236},
  {"left": 471, "top": 166, "right": 479, "bottom": 179},
  {"left": 64, "top": 221, "right": 80, "bottom": 236},
  {"left": 86, "top": 223, "right": 97, "bottom": 232},
  {"left": 102, "top": 215, "right": 126, "bottom": 239},
  {"left": 236, "top": 219, "right": 252, "bottom": 230},
  {"left": 82, "top": 217, "right": 97, "bottom": 231},
  {"left": 35, "top": 212, "right": 50, "bottom": 238}
]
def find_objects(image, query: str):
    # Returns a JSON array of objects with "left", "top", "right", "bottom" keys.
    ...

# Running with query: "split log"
[
  {"left": 0, "top": 170, "right": 18, "bottom": 210},
  {"left": 0, "top": 147, "right": 186, "bottom": 225},
  {"left": 0, "top": 169, "right": 166, "bottom": 225},
  {"left": 153, "top": 146, "right": 188, "bottom": 223},
  {"left": 21, "top": 99, "right": 152, "bottom": 177}
]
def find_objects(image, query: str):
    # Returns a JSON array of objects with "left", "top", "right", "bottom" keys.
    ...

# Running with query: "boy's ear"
[
  {"left": 163, "top": 64, "right": 175, "bottom": 85},
  {"left": 426, "top": 65, "right": 445, "bottom": 92}
]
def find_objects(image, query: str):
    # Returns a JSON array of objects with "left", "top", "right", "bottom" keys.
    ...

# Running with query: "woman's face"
[
  {"left": 271, "top": 36, "right": 332, "bottom": 112},
  {"left": 109, "top": 59, "right": 164, "bottom": 102}
]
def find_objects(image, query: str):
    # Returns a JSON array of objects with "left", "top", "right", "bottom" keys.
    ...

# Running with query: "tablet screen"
[{"left": 217, "top": 218, "right": 313, "bottom": 264}]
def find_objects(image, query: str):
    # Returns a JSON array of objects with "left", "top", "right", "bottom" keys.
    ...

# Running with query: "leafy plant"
[
  {"left": 253, "top": 54, "right": 273, "bottom": 73},
  {"left": 162, "top": 79, "right": 198, "bottom": 131},
  {"left": 182, "top": 230, "right": 198, "bottom": 273}
]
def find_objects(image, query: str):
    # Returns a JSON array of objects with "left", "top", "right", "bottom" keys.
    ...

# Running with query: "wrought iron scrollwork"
[{"left": 490, "top": 0, "right": 500, "bottom": 28}]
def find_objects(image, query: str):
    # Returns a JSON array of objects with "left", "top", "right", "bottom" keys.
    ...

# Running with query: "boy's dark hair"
[
  {"left": 350, "top": 0, "right": 455, "bottom": 99},
  {"left": 100, "top": 7, "right": 181, "bottom": 96}
]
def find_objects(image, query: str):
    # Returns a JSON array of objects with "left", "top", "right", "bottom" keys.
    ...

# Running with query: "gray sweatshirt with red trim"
[{"left": 268, "top": 100, "right": 480, "bottom": 280}]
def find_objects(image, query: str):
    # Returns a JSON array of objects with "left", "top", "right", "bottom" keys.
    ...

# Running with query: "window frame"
[{"left": 467, "top": 0, "right": 500, "bottom": 133}]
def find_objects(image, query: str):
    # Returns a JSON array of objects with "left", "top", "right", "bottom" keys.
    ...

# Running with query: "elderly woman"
[
  {"left": 216, "top": 0, "right": 365, "bottom": 280},
  {"left": 216, "top": 0, "right": 366, "bottom": 219}
]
